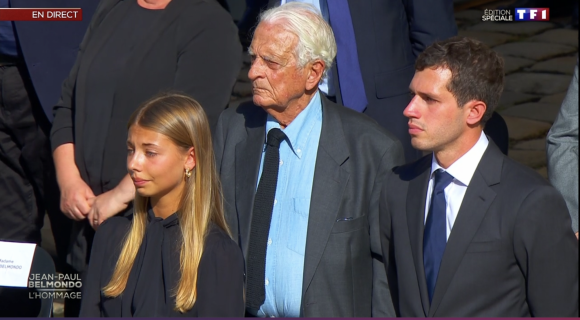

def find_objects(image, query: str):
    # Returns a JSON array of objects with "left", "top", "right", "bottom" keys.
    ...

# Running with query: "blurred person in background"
[
  {"left": 0, "top": 0, "right": 96, "bottom": 316},
  {"left": 80, "top": 93, "right": 244, "bottom": 317},
  {"left": 50, "top": 0, "right": 241, "bottom": 315},
  {"left": 238, "top": 0, "right": 270, "bottom": 47},
  {"left": 547, "top": 59, "right": 579, "bottom": 239}
]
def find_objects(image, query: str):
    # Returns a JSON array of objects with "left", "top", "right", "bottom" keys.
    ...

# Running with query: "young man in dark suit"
[
  {"left": 214, "top": 2, "right": 404, "bottom": 317},
  {"left": 379, "top": 36, "right": 578, "bottom": 317}
]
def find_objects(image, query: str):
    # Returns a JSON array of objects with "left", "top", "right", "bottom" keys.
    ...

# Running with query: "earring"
[{"left": 185, "top": 168, "right": 192, "bottom": 178}]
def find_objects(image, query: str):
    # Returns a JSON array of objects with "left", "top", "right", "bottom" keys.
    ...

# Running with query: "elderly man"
[
  {"left": 380, "top": 37, "right": 578, "bottom": 317},
  {"left": 214, "top": 2, "right": 403, "bottom": 317}
]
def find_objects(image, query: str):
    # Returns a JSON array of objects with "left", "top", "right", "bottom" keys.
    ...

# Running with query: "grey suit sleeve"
[
  {"left": 547, "top": 62, "right": 579, "bottom": 233},
  {"left": 402, "top": 0, "right": 458, "bottom": 57},
  {"left": 370, "top": 141, "right": 405, "bottom": 317},
  {"left": 513, "top": 186, "right": 578, "bottom": 316}
]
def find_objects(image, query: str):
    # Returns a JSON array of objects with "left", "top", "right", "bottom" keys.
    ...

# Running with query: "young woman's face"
[{"left": 126, "top": 125, "right": 194, "bottom": 204}]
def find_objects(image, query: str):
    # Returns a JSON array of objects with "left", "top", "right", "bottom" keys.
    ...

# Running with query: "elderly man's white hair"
[{"left": 258, "top": 2, "right": 337, "bottom": 78}]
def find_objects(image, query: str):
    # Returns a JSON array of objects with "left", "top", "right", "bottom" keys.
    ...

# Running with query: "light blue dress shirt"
[
  {"left": 281, "top": 0, "right": 334, "bottom": 96},
  {"left": 256, "top": 91, "right": 323, "bottom": 317}
]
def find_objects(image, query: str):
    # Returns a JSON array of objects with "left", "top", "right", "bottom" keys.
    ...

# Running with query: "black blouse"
[{"left": 79, "top": 208, "right": 245, "bottom": 317}]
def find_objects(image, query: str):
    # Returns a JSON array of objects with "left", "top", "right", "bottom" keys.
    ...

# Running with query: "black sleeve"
[
  {"left": 50, "top": 0, "right": 109, "bottom": 151},
  {"left": 172, "top": 1, "right": 242, "bottom": 132},
  {"left": 195, "top": 234, "right": 245, "bottom": 317}
]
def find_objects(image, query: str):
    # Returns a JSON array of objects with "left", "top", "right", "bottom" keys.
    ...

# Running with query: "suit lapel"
[
  {"left": 302, "top": 96, "right": 350, "bottom": 295},
  {"left": 235, "top": 108, "right": 267, "bottom": 257},
  {"left": 428, "top": 143, "right": 502, "bottom": 316},
  {"left": 405, "top": 156, "right": 432, "bottom": 316}
]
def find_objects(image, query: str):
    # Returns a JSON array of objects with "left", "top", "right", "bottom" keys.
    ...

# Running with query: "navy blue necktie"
[
  {"left": 326, "top": 0, "right": 368, "bottom": 112},
  {"left": 423, "top": 169, "right": 454, "bottom": 303}
]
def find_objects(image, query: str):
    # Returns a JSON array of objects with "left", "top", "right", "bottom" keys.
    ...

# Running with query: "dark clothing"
[
  {"left": 0, "top": 64, "right": 48, "bottom": 244},
  {"left": 484, "top": 112, "right": 509, "bottom": 155},
  {"left": 0, "top": 62, "right": 71, "bottom": 317},
  {"left": 80, "top": 210, "right": 245, "bottom": 317},
  {"left": 0, "top": 1, "right": 17, "bottom": 57},
  {"left": 380, "top": 142, "right": 579, "bottom": 317},
  {"left": 1, "top": 1, "right": 97, "bottom": 316},
  {"left": 83, "top": 0, "right": 161, "bottom": 192},
  {"left": 11, "top": 0, "right": 99, "bottom": 121},
  {"left": 50, "top": 0, "right": 242, "bottom": 273},
  {"left": 0, "top": 0, "right": 96, "bottom": 248},
  {"left": 214, "top": 95, "right": 405, "bottom": 316}
]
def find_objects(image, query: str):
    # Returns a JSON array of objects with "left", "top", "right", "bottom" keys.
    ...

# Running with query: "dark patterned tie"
[
  {"left": 423, "top": 169, "right": 454, "bottom": 303},
  {"left": 245, "top": 128, "right": 287, "bottom": 312}
]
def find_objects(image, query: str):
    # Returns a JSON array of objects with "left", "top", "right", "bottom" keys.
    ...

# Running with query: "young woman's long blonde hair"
[{"left": 102, "top": 93, "right": 230, "bottom": 313}]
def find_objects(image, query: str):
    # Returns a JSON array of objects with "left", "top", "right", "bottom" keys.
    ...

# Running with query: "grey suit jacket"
[
  {"left": 380, "top": 141, "right": 579, "bottom": 317},
  {"left": 213, "top": 95, "right": 404, "bottom": 317},
  {"left": 547, "top": 61, "right": 579, "bottom": 233}
]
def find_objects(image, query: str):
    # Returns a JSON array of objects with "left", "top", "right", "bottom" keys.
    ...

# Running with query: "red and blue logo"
[{"left": 515, "top": 8, "right": 550, "bottom": 21}]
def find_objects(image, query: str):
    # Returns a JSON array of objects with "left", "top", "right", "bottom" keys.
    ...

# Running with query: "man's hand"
[
  {"left": 59, "top": 177, "right": 95, "bottom": 221},
  {"left": 576, "top": 232, "right": 578, "bottom": 240},
  {"left": 88, "top": 174, "right": 135, "bottom": 229}
]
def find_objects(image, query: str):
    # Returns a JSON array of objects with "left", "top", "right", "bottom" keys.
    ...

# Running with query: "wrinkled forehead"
[{"left": 251, "top": 21, "right": 298, "bottom": 51}]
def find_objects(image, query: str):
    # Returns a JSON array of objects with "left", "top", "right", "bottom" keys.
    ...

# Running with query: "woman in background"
[
  {"left": 50, "top": 1, "right": 241, "bottom": 314},
  {"left": 79, "top": 93, "right": 244, "bottom": 317}
]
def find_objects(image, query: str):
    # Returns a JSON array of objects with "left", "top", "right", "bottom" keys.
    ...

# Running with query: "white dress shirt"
[{"left": 424, "top": 132, "right": 489, "bottom": 240}]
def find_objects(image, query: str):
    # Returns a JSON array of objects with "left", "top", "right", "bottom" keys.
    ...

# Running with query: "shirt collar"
[
  {"left": 430, "top": 131, "right": 489, "bottom": 186},
  {"left": 265, "top": 91, "right": 322, "bottom": 159}
]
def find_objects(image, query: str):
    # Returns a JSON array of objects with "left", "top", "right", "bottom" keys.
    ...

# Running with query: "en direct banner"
[{"left": 0, "top": 8, "right": 82, "bottom": 21}]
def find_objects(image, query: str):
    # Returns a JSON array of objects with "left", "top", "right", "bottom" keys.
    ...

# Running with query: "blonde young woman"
[{"left": 79, "top": 93, "right": 244, "bottom": 316}]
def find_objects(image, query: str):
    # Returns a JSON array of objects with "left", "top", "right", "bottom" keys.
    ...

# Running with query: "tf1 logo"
[{"left": 515, "top": 8, "right": 550, "bottom": 21}]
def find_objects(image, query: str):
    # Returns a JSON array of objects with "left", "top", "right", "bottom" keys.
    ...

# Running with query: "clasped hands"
[{"left": 59, "top": 175, "right": 135, "bottom": 230}]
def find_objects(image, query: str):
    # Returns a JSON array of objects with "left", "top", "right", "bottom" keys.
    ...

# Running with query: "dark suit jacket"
[
  {"left": 269, "top": 0, "right": 457, "bottom": 162},
  {"left": 213, "top": 95, "right": 405, "bottom": 317},
  {"left": 50, "top": 0, "right": 241, "bottom": 272},
  {"left": 380, "top": 141, "right": 579, "bottom": 317},
  {"left": 11, "top": 0, "right": 98, "bottom": 122}
]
